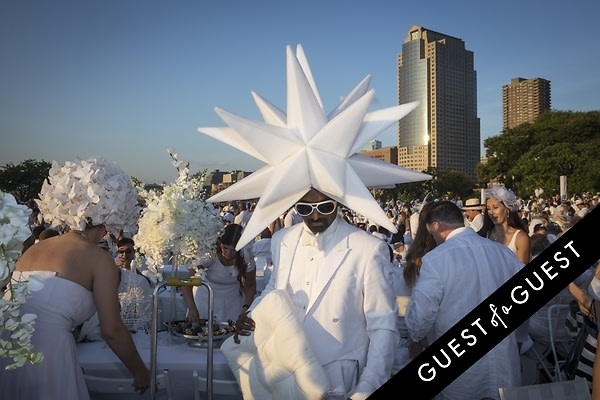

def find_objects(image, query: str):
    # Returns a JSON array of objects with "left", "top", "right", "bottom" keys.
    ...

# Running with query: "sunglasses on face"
[
  {"left": 294, "top": 200, "right": 337, "bottom": 217},
  {"left": 118, "top": 248, "right": 134, "bottom": 255}
]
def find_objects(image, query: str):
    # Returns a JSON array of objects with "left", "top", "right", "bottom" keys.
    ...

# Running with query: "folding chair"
[
  {"left": 498, "top": 377, "right": 591, "bottom": 400},
  {"left": 193, "top": 370, "right": 242, "bottom": 400},
  {"left": 547, "top": 304, "right": 575, "bottom": 381},
  {"left": 84, "top": 368, "right": 174, "bottom": 400},
  {"left": 525, "top": 303, "right": 574, "bottom": 383}
]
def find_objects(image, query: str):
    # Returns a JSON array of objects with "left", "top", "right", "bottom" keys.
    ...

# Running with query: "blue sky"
[{"left": 2, "top": 1, "right": 598, "bottom": 184}]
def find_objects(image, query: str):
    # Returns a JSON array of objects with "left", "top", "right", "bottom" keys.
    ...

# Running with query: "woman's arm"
[
  {"left": 568, "top": 282, "right": 594, "bottom": 317},
  {"left": 180, "top": 267, "right": 201, "bottom": 322},
  {"left": 515, "top": 230, "right": 531, "bottom": 264},
  {"left": 92, "top": 261, "right": 150, "bottom": 393},
  {"left": 243, "top": 268, "right": 257, "bottom": 310}
]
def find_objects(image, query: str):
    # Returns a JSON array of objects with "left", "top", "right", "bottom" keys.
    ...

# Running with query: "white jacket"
[{"left": 254, "top": 216, "right": 398, "bottom": 400}]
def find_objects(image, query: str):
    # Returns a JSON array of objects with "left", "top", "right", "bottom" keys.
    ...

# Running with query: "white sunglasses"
[{"left": 294, "top": 200, "right": 338, "bottom": 217}]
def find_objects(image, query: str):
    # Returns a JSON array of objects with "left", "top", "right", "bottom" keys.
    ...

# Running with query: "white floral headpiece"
[
  {"left": 484, "top": 185, "right": 519, "bottom": 212},
  {"left": 197, "top": 44, "right": 431, "bottom": 250},
  {"left": 36, "top": 158, "right": 140, "bottom": 235}
]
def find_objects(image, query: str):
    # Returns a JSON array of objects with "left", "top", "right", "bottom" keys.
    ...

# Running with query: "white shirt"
[
  {"left": 467, "top": 212, "right": 484, "bottom": 232},
  {"left": 406, "top": 227, "right": 524, "bottom": 399},
  {"left": 288, "top": 220, "right": 336, "bottom": 322}
]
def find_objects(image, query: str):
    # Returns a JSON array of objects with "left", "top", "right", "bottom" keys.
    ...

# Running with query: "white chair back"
[
  {"left": 84, "top": 368, "right": 173, "bottom": 400},
  {"left": 192, "top": 370, "right": 242, "bottom": 400}
]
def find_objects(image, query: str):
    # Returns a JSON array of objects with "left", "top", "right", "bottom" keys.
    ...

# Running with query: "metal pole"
[
  {"left": 150, "top": 277, "right": 203, "bottom": 400},
  {"left": 150, "top": 281, "right": 165, "bottom": 400},
  {"left": 205, "top": 282, "right": 214, "bottom": 400}
]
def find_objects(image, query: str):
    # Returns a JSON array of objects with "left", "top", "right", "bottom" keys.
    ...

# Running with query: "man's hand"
[
  {"left": 408, "top": 337, "right": 429, "bottom": 359},
  {"left": 233, "top": 310, "right": 255, "bottom": 344}
]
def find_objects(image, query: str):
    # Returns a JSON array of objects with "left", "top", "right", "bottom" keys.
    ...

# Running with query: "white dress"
[
  {"left": 193, "top": 255, "right": 255, "bottom": 322},
  {"left": 0, "top": 271, "right": 96, "bottom": 400}
]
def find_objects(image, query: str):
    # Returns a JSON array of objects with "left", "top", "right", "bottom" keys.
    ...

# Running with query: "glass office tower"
[{"left": 397, "top": 25, "right": 480, "bottom": 181}]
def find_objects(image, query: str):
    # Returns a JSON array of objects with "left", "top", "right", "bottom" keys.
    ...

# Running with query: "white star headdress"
[{"left": 198, "top": 44, "right": 431, "bottom": 249}]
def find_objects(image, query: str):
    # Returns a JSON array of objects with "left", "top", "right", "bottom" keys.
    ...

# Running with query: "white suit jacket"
[{"left": 253, "top": 216, "right": 398, "bottom": 400}]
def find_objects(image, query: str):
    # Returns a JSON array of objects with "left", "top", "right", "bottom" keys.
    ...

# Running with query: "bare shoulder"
[{"left": 517, "top": 230, "right": 531, "bottom": 243}]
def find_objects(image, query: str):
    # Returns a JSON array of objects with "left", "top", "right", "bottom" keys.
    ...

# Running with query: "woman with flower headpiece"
[
  {"left": 485, "top": 185, "right": 531, "bottom": 264},
  {"left": 0, "top": 158, "right": 151, "bottom": 399}
]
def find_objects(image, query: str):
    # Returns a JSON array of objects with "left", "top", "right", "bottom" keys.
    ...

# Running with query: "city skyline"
[{"left": 1, "top": 1, "right": 599, "bottom": 184}]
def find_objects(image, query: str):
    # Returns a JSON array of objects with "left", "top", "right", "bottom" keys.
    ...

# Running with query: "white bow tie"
[{"left": 301, "top": 232, "right": 323, "bottom": 250}]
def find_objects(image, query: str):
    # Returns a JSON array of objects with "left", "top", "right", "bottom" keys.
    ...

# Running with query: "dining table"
[{"left": 78, "top": 331, "right": 242, "bottom": 400}]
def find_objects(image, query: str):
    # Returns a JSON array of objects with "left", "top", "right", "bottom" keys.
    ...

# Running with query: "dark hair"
[
  {"left": 404, "top": 201, "right": 438, "bottom": 288},
  {"left": 117, "top": 237, "right": 135, "bottom": 248},
  {"left": 530, "top": 233, "right": 551, "bottom": 257},
  {"left": 32, "top": 225, "right": 46, "bottom": 239},
  {"left": 220, "top": 223, "right": 243, "bottom": 247},
  {"left": 476, "top": 212, "right": 495, "bottom": 237},
  {"left": 217, "top": 224, "right": 248, "bottom": 294},
  {"left": 39, "top": 228, "right": 60, "bottom": 240},
  {"left": 533, "top": 223, "right": 547, "bottom": 233},
  {"left": 424, "top": 201, "right": 465, "bottom": 225}
]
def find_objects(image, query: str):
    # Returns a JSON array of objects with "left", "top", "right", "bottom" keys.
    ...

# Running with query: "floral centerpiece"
[
  {"left": 0, "top": 191, "right": 44, "bottom": 370},
  {"left": 134, "top": 150, "right": 223, "bottom": 281}
]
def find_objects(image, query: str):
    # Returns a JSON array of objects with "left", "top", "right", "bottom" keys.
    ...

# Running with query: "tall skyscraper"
[
  {"left": 502, "top": 77, "right": 551, "bottom": 129},
  {"left": 397, "top": 25, "right": 480, "bottom": 181}
]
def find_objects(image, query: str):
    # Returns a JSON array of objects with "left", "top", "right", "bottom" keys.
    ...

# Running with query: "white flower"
[
  {"left": 0, "top": 190, "right": 44, "bottom": 370},
  {"left": 134, "top": 150, "right": 223, "bottom": 277},
  {"left": 485, "top": 185, "right": 519, "bottom": 212},
  {"left": 36, "top": 158, "right": 140, "bottom": 236}
]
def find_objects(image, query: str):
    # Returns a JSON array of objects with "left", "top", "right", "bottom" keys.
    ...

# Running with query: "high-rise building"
[
  {"left": 397, "top": 25, "right": 480, "bottom": 181},
  {"left": 502, "top": 77, "right": 551, "bottom": 129}
]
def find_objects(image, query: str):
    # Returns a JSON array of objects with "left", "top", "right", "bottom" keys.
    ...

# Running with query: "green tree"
[
  {"left": 0, "top": 159, "right": 52, "bottom": 203},
  {"left": 385, "top": 167, "right": 478, "bottom": 203},
  {"left": 478, "top": 111, "right": 600, "bottom": 197}
]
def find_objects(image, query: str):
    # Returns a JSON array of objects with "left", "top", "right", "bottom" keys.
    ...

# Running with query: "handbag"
[{"left": 564, "top": 299, "right": 599, "bottom": 381}]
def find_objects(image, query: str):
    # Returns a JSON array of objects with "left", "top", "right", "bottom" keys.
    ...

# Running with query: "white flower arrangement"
[
  {"left": 134, "top": 150, "right": 223, "bottom": 280},
  {"left": 0, "top": 191, "right": 44, "bottom": 370},
  {"left": 36, "top": 158, "right": 140, "bottom": 235}
]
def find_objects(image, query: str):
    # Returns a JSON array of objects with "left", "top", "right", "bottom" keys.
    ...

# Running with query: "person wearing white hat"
[
  {"left": 461, "top": 198, "right": 485, "bottom": 233},
  {"left": 198, "top": 45, "right": 431, "bottom": 399},
  {"left": 575, "top": 198, "right": 589, "bottom": 218}
]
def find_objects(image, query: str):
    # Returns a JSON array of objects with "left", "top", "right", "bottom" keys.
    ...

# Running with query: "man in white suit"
[
  {"left": 198, "top": 44, "right": 431, "bottom": 400},
  {"left": 235, "top": 188, "right": 399, "bottom": 400}
]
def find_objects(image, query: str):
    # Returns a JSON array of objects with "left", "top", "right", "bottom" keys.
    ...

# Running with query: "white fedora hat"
[{"left": 462, "top": 198, "right": 484, "bottom": 210}]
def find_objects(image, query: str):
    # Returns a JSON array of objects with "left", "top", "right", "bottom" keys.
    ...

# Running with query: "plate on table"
[
  {"left": 196, "top": 321, "right": 236, "bottom": 343},
  {"left": 165, "top": 319, "right": 235, "bottom": 343},
  {"left": 164, "top": 319, "right": 207, "bottom": 338}
]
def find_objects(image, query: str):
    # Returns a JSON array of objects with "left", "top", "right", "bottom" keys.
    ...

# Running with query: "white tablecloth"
[{"left": 78, "top": 331, "right": 241, "bottom": 399}]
